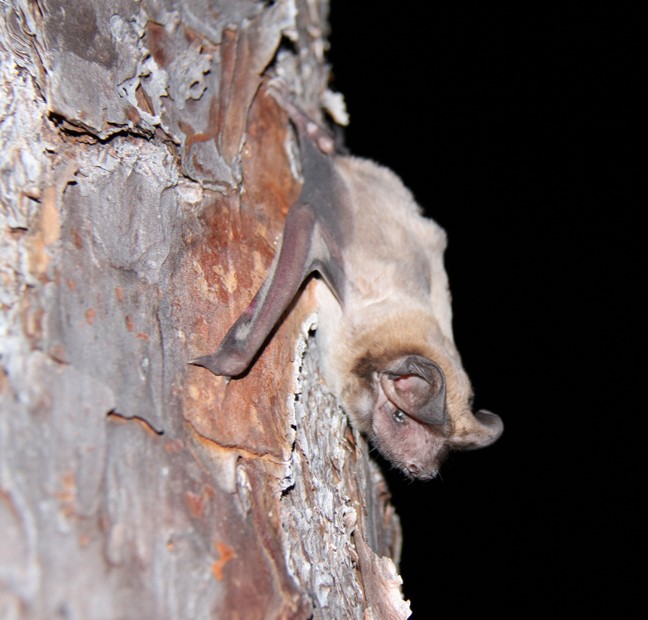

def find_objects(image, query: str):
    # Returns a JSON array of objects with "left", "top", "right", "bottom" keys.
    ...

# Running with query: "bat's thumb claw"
[
  {"left": 189, "top": 350, "right": 249, "bottom": 380},
  {"left": 189, "top": 354, "right": 224, "bottom": 376}
]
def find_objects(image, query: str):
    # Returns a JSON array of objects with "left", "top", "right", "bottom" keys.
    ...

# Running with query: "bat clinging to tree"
[{"left": 192, "top": 89, "right": 503, "bottom": 480}]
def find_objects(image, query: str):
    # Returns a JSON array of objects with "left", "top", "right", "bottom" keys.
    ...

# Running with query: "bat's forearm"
[{"left": 191, "top": 202, "right": 320, "bottom": 377}]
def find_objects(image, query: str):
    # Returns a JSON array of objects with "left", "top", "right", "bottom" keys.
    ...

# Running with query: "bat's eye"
[{"left": 392, "top": 409, "right": 406, "bottom": 424}]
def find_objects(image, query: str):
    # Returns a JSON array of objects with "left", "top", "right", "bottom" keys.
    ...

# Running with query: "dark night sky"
[{"left": 328, "top": 4, "right": 643, "bottom": 618}]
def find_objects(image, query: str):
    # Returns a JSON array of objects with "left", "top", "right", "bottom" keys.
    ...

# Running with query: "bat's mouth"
[
  {"left": 401, "top": 463, "right": 438, "bottom": 481},
  {"left": 399, "top": 439, "right": 450, "bottom": 480}
]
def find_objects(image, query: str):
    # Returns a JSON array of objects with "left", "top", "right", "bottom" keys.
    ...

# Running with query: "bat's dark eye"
[{"left": 392, "top": 409, "right": 406, "bottom": 424}]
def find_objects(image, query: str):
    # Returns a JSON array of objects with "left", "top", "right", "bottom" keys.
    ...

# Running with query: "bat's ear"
[
  {"left": 451, "top": 409, "right": 504, "bottom": 450},
  {"left": 380, "top": 355, "right": 447, "bottom": 425}
]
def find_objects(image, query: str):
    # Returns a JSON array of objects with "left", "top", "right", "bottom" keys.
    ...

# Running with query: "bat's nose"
[{"left": 405, "top": 462, "right": 437, "bottom": 481}]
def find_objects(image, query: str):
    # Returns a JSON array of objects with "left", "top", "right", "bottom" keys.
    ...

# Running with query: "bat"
[{"left": 192, "top": 90, "right": 503, "bottom": 480}]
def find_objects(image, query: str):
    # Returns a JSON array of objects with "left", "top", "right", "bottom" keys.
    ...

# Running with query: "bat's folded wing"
[{"left": 191, "top": 200, "right": 345, "bottom": 378}]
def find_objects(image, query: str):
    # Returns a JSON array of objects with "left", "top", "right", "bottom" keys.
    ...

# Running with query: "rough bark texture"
[{"left": 0, "top": 1, "right": 408, "bottom": 618}]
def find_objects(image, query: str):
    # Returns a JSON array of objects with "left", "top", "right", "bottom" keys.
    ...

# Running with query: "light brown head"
[{"left": 339, "top": 315, "right": 503, "bottom": 480}]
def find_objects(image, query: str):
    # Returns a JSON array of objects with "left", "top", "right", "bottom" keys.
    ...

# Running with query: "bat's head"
[{"left": 345, "top": 346, "right": 503, "bottom": 481}]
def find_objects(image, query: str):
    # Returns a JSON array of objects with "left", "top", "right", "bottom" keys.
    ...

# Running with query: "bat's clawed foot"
[
  {"left": 266, "top": 78, "right": 336, "bottom": 156},
  {"left": 266, "top": 76, "right": 291, "bottom": 105}
]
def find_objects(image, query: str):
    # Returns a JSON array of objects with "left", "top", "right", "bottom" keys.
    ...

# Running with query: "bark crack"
[
  {"left": 47, "top": 111, "right": 163, "bottom": 144},
  {"left": 106, "top": 409, "right": 164, "bottom": 436},
  {"left": 184, "top": 418, "right": 287, "bottom": 465}
]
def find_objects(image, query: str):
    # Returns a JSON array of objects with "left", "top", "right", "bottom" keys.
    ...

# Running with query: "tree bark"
[{"left": 0, "top": 1, "right": 409, "bottom": 618}]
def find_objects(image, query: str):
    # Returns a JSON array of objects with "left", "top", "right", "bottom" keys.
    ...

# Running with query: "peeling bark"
[{"left": 0, "top": 1, "right": 409, "bottom": 618}]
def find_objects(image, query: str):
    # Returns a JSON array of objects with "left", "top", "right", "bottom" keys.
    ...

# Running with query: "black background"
[{"left": 328, "top": 4, "right": 643, "bottom": 618}]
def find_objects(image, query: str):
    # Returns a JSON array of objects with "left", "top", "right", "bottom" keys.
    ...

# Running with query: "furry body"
[{"left": 192, "top": 101, "right": 503, "bottom": 479}]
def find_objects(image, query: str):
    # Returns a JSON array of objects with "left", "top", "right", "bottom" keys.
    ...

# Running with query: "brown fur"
[{"left": 311, "top": 156, "right": 502, "bottom": 479}]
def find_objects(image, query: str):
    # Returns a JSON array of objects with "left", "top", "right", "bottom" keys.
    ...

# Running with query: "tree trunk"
[{"left": 0, "top": 1, "right": 408, "bottom": 618}]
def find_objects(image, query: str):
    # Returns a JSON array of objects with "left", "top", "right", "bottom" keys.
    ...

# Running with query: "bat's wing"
[
  {"left": 191, "top": 187, "right": 345, "bottom": 378},
  {"left": 192, "top": 88, "right": 348, "bottom": 377}
]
